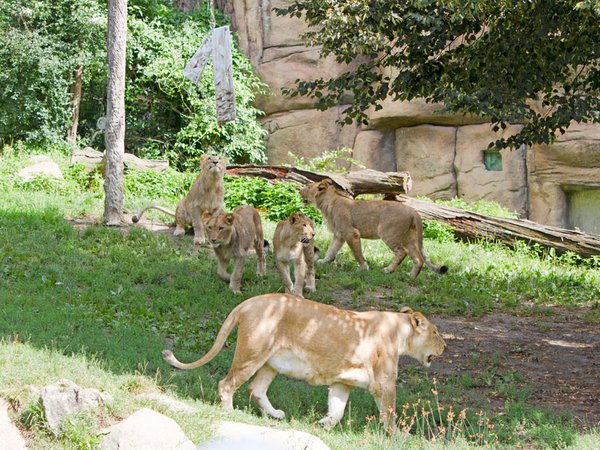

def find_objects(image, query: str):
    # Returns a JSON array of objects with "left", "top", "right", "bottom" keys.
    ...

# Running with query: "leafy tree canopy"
[
  {"left": 277, "top": 0, "right": 600, "bottom": 149},
  {"left": 1, "top": 0, "right": 267, "bottom": 168}
]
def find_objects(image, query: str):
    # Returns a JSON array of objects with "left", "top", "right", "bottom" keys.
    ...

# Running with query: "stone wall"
[{"left": 219, "top": 0, "right": 600, "bottom": 233}]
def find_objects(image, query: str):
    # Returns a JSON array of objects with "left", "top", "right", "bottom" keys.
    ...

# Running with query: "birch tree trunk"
[
  {"left": 66, "top": 65, "right": 83, "bottom": 143},
  {"left": 103, "top": 0, "right": 127, "bottom": 225}
]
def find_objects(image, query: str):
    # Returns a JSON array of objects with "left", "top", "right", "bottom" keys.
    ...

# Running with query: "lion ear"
[
  {"left": 318, "top": 179, "right": 332, "bottom": 191},
  {"left": 400, "top": 306, "right": 413, "bottom": 314},
  {"left": 289, "top": 211, "right": 301, "bottom": 224},
  {"left": 202, "top": 211, "right": 213, "bottom": 223},
  {"left": 410, "top": 312, "right": 429, "bottom": 332},
  {"left": 200, "top": 154, "right": 209, "bottom": 161},
  {"left": 224, "top": 214, "right": 235, "bottom": 225}
]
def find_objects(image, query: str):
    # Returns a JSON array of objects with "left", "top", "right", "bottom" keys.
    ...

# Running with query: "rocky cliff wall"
[{"left": 219, "top": 0, "right": 600, "bottom": 233}]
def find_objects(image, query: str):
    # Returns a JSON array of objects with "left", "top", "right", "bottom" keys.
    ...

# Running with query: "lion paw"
[
  {"left": 316, "top": 259, "right": 328, "bottom": 265},
  {"left": 270, "top": 409, "right": 285, "bottom": 420},
  {"left": 193, "top": 237, "right": 206, "bottom": 246},
  {"left": 318, "top": 416, "right": 338, "bottom": 429}
]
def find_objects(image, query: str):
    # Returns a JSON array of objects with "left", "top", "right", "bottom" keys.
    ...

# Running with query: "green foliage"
[
  {"left": 126, "top": 10, "right": 268, "bottom": 170},
  {"left": 422, "top": 197, "right": 518, "bottom": 243},
  {"left": 0, "top": 0, "right": 106, "bottom": 144},
  {"left": 277, "top": 0, "right": 600, "bottom": 150},
  {"left": 288, "top": 147, "right": 365, "bottom": 173},
  {"left": 223, "top": 175, "right": 322, "bottom": 223},
  {"left": 0, "top": 1, "right": 268, "bottom": 167},
  {"left": 124, "top": 169, "right": 196, "bottom": 201}
]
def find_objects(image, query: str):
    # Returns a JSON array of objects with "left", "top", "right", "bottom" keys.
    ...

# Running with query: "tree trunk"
[
  {"left": 226, "top": 164, "right": 600, "bottom": 258},
  {"left": 103, "top": 0, "right": 127, "bottom": 226},
  {"left": 226, "top": 165, "right": 413, "bottom": 195},
  {"left": 173, "top": 0, "right": 200, "bottom": 12},
  {"left": 66, "top": 65, "right": 83, "bottom": 143},
  {"left": 394, "top": 195, "right": 600, "bottom": 259}
]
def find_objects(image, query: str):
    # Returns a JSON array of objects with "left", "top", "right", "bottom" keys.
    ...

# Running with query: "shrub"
[
  {"left": 126, "top": 10, "right": 268, "bottom": 169},
  {"left": 223, "top": 176, "right": 322, "bottom": 223}
]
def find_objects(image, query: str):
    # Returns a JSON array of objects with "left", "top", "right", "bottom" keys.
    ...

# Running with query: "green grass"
[{"left": 1, "top": 152, "right": 599, "bottom": 449}]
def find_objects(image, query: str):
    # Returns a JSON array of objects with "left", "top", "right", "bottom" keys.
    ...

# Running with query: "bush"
[
  {"left": 126, "top": 10, "right": 268, "bottom": 170},
  {"left": 223, "top": 176, "right": 321, "bottom": 223}
]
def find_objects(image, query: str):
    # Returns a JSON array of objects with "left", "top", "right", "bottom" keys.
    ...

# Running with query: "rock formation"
[{"left": 219, "top": 0, "right": 600, "bottom": 235}]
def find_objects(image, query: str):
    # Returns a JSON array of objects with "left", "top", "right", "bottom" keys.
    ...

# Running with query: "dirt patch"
[{"left": 424, "top": 310, "right": 600, "bottom": 426}]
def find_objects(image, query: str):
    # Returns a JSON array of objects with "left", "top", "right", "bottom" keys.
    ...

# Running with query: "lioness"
[
  {"left": 300, "top": 179, "right": 448, "bottom": 277},
  {"left": 132, "top": 154, "right": 227, "bottom": 245},
  {"left": 162, "top": 294, "right": 445, "bottom": 429},
  {"left": 203, "top": 205, "right": 267, "bottom": 294},
  {"left": 273, "top": 211, "right": 318, "bottom": 297}
]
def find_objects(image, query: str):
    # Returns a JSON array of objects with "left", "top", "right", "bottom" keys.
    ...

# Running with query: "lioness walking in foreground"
[
  {"left": 132, "top": 154, "right": 226, "bottom": 245},
  {"left": 162, "top": 294, "right": 446, "bottom": 429},
  {"left": 300, "top": 179, "right": 448, "bottom": 277},
  {"left": 273, "top": 211, "right": 318, "bottom": 297},
  {"left": 203, "top": 205, "right": 267, "bottom": 294}
]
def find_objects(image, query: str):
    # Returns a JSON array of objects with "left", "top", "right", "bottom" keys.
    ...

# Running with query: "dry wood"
[
  {"left": 393, "top": 195, "right": 600, "bottom": 259},
  {"left": 226, "top": 164, "right": 600, "bottom": 258},
  {"left": 226, "top": 165, "right": 413, "bottom": 195}
]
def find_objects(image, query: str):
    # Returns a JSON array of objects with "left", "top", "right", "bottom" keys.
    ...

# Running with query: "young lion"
[
  {"left": 300, "top": 179, "right": 448, "bottom": 277},
  {"left": 273, "top": 211, "right": 318, "bottom": 297},
  {"left": 162, "top": 294, "right": 446, "bottom": 429},
  {"left": 203, "top": 205, "right": 267, "bottom": 294},
  {"left": 132, "top": 154, "right": 227, "bottom": 245}
]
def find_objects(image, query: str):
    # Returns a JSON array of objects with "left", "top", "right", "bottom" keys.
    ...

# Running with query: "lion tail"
[
  {"left": 413, "top": 214, "right": 449, "bottom": 275},
  {"left": 162, "top": 305, "right": 241, "bottom": 370},
  {"left": 132, "top": 205, "right": 176, "bottom": 223}
]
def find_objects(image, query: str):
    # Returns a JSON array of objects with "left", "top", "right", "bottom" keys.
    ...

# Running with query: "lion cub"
[
  {"left": 273, "top": 211, "right": 318, "bottom": 297},
  {"left": 132, "top": 154, "right": 226, "bottom": 245},
  {"left": 163, "top": 294, "right": 446, "bottom": 429},
  {"left": 203, "top": 205, "right": 267, "bottom": 294},
  {"left": 300, "top": 179, "right": 448, "bottom": 277}
]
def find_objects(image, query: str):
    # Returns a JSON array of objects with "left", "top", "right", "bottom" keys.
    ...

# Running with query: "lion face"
[
  {"left": 405, "top": 310, "right": 446, "bottom": 367},
  {"left": 201, "top": 154, "right": 228, "bottom": 177},
  {"left": 289, "top": 212, "right": 315, "bottom": 245},
  {"left": 204, "top": 212, "right": 235, "bottom": 248},
  {"left": 299, "top": 179, "right": 333, "bottom": 205}
]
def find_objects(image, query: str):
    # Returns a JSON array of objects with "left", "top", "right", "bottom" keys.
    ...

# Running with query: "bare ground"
[{"left": 425, "top": 310, "right": 600, "bottom": 426}]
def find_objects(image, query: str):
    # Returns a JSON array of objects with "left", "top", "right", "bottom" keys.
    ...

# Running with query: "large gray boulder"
[{"left": 100, "top": 408, "right": 195, "bottom": 450}]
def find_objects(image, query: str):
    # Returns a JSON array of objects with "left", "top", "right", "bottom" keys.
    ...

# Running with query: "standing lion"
[
  {"left": 132, "top": 154, "right": 227, "bottom": 245},
  {"left": 203, "top": 205, "right": 267, "bottom": 294},
  {"left": 273, "top": 211, "right": 318, "bottom": 297},
  {"left": 300, "top": 179, "right": 448, "bottom": 277}
]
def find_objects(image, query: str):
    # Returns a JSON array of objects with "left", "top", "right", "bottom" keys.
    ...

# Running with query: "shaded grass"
[
  {"left": 1, "top": 164, "right": 599, "bottom": 448},
  {"left": 1, "top": 201, "right": 599, "bottom": 448}
]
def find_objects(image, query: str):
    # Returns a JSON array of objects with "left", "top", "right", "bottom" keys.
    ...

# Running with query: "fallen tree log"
[
  {"left": 226, "top": 165, "right": 413, "bottom": 195},
  {"left": 226, "top": 164, "right": 600, "bottom": 259},
  {"left": 394, "top": 195, "right": 600, "bottom": 259}
]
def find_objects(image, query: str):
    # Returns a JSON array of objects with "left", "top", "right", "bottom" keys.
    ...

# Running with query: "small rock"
[
  {"left": 100, "top": 408, "right": 196, "bottom": 450},
  {"left": 0, "top": 398, "right": 28, "bottom": 450},
  {"left": 40, "top": 379, "right": 111, "bottom": 433},
  {"left": 135, "top": 393, "right": 196, "bottom": 414},
  {"left": 17, "top": 158, "right": 63, "bottom": 181},
  {"left": 206, "top": 421, "right": 330, "bottom": 450}
]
